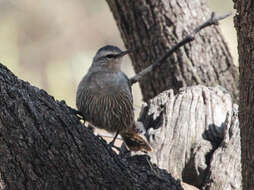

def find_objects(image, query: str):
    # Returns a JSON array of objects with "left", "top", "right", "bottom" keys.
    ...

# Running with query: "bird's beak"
[{"left": 115, "top": 49, "right": 133, "bottom": 58}]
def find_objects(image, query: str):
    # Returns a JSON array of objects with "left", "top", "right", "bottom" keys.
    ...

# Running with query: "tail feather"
[{"left": 121, "top": 132, "right": 152, "bottom": 152}]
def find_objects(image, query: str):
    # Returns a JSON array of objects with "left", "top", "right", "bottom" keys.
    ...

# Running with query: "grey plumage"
[{"left": 76, "top": 45, "right": 151, "bottom": 152}]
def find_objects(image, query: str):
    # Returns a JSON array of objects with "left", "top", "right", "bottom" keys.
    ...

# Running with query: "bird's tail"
[{"left": 120, "top": 132, "right": 152, "bottom": 152}]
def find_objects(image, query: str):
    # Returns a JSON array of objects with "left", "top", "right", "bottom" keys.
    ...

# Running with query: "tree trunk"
[
  {"left": 234, "top": 1, "right": 254, "bottom": 189},
  {"left": 0, "top": 63, "right": 183, "bottom": 190},
  {"left": 135, "top": 85, "right": 241, "bottom": 190},
  {"left": 106, "top": 0, "right": 239, "bottom": 102}
]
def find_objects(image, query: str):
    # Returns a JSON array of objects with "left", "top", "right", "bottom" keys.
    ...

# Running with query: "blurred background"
[{"left": 0, "top": 0, "right": 237, "bottom": 116}]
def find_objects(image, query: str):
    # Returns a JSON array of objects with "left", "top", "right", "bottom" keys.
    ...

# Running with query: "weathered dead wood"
[
  {"left": 137, "top": 86, "right": 241, "bottom": 190},
  {"left": 202, "top": 104, "right": 241, "bottom": 189},
  {"left": 0, "top": 63, "right": 183, "bottom": 190}
]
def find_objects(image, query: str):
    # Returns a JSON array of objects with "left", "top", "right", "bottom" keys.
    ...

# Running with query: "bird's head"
[{"left": 91, "top": 45, "right": 132, "bottom": 71}]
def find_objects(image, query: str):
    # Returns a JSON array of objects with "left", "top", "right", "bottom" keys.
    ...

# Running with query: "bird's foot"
[
  {"left": 68, "top": 107, "right": 84, "bottom": 120},
  {"left": 108, "top": 141, "right": 122, "bottom": 152},
  {"left": 67, "top": 107, "right": 80, "bottom": 114},
  {"left": 106, "top": 131, "right": 120, "bottom": 151}
]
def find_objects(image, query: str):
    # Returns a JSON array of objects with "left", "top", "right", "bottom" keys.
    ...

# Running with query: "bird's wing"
[{"left": 120, "top": 72, "right": 134, "bottom": 106}]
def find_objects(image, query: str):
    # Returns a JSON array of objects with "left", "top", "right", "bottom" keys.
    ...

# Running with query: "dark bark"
[
  {"left": 135, "top": 86, "right": 241, "bottom": 190},
  {"left": 0, "top": 62, "right": 241, "bottom": 190},
  {"left": 0, "top": 63, "right": 183, "bottom": 190},
  {"left": 234, "top": 0, "right": 254, "bottom": 189},
  {"left": 106, "top": 0, "right": 239, "bottom": 102}
]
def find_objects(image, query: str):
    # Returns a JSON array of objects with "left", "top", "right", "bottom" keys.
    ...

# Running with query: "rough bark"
[
  {"left": 136, "top": 86, "right": 241, "bottom": 190},
  {"left": 106, "top": 0, "right": 239, "bottom": 102},
  {"left": 0, "top": 63, "right": 183, "bottom": 190},
  {"left": 234, "top": 0, "right": 254, "bottom": 189}
]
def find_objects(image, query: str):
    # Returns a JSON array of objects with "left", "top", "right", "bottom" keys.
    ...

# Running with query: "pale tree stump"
[{"left": 137, "top": 85, "right": 241, "bottom": 190}]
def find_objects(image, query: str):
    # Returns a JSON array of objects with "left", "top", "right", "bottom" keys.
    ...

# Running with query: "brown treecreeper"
[{"left": 76, "top": 45, "right": 152, "bottom": 152}]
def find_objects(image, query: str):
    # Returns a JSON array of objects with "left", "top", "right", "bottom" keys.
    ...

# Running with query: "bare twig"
[{"left": 129, "top": 12, "right": 232, "bottom": 85}]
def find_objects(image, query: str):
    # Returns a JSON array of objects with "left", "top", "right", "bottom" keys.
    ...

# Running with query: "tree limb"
[
  {"left": 0, "top": 63, "right": 183, "bottom": 190},
  {"left": 130, "top": 12, "right": 232, "bottom": 85}
]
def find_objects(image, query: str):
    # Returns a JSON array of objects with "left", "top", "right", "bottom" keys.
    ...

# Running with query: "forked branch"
[{"left": 129, "top": 12, "right": 232, "bottom": 85}]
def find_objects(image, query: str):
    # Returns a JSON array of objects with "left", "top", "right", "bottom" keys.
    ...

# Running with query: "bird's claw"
[{"left": 108, "top": 141, "right": 122, "bottom": 152}]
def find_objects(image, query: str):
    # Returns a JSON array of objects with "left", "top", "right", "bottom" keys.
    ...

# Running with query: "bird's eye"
[{"left": 105, "top": 54, "right": 115, "bottom": 58}]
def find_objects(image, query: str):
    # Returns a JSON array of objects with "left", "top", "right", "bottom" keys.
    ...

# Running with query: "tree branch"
[
  {"left": 129, "top": 12, "right": 232, "bottom": 85},
  {"left": 0, "top": 63, "right": 183, "bottom": 190}
]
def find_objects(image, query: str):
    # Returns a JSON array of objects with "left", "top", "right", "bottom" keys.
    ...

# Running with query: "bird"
[{"left": 76, "top": 45, "right": 152, "bottom": 152}]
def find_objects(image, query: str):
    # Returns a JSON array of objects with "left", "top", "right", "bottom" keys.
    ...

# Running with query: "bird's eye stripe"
[{"left": 106, "top": 54, "right": 115, "bottom": 58}]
